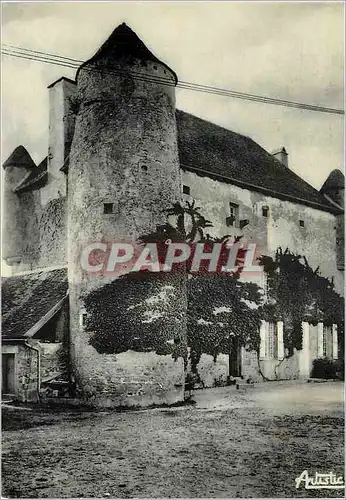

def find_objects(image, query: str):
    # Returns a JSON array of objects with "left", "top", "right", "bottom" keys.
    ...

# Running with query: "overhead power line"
[{"left": 1, "top": 44, "right": 344, "bottom": 115}]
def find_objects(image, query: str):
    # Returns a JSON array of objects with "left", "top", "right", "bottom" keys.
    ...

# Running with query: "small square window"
[
  {"left": 183, "top": 185, "right": 190, "bottom": 195},
  {"left": 299, "top": 220, "right": 305, "bottom": 227},
  {"left": 104, "top": 203, "right": 113, "bottom": 214},
  {"left": 262, "top": 206, "right": 269, "bottom": 217},
  {"left": 80, "top": 312, "right": 88, "bottom": 327}
]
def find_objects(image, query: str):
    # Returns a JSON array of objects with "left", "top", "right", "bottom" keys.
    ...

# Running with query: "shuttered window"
[
  {"left": 318, "top": 323, "right": 337, "bottom": 359},
  {"left": 259, "top": 321, "right": 284, "bottom": 360},
  {"left": 332, "top": 324, "right": 338, "bottom": 359},
  {"left": 322, "top": 325, "right": 331, "bottom": 357}
]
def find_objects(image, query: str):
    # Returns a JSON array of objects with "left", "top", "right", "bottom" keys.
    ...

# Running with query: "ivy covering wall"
[
  {"left": 259, "top": 249, "right": 344, "bottom": 357},
  {"left": 84, "top": 202, "right": 344, "bottom": 376}
]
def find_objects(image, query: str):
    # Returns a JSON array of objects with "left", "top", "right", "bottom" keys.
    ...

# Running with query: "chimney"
[
  {"left": 41, "top": 77, "right": 77, "bottom": 205},
  {"left": 271, "top": 147, "right": 288, "bottom": 168}
]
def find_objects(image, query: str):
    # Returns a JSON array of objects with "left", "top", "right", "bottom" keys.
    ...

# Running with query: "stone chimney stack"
[
  {"left": 272, "top": 147, "right": 288, "bottom": 168},
  {"left": 41, "top": 77, "right": 77, "bottom": 206}
]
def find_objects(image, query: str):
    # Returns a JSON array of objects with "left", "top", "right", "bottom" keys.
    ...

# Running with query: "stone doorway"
[{"left": 229, "top": 337, "right": 241, "bottom": 377}]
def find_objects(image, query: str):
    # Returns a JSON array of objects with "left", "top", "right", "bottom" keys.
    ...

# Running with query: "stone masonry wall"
[
  {"left": 241, "top": 348, "right": 300, "bottom": 382},
  {"left": 38, "top": 196, "right": 67, "bottom": 268},
  {"left": 2, "top": 167, "right": 41, "bottom": 272},
  {"left": 182, "top": 170, "right": 343, "bottom": 384},
  {"left": 3, "top": 340, "right": 66, "bottom": 403},
  {"left": 182, "top": 170, "right": 343, "bottom": 296}
]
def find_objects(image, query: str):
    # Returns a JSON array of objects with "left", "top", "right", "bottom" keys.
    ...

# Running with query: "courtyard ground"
[{"left": 2, "top": 381, "right": 344, "bottom": 498}]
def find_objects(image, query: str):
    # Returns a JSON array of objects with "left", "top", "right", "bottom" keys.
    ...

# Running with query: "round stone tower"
[
  {"left": 2, "top": 146, "right": 37, "bottom": 267},
  {"left": 320, "top": 169, "right": 344, "bottom": 209},
  {"left": 320, "top": 169, "right": 345, "bottom": 273},
  {"left": 67, "top": 24, "right": 186, "bottom": 407}
]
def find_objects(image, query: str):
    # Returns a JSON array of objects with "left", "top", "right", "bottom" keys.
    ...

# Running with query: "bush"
[{"left": 311, "top": 358, "right": 344, "bottom": 380}]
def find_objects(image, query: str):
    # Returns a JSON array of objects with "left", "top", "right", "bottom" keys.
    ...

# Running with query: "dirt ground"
[{"left": 2, "top": 381, "right": 344, "bottom": 498}]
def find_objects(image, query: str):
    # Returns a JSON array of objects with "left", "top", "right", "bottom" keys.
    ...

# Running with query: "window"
[
  {"left": 183, "top": 185, "right": 190, "bottom": 195},
  {"left": 260, "top": 321, "right": 284, "bottom": 360},
  {"left": 141, "top": 165, "right": 148, "bottom": 172},
  {"left": 226, "top": 203, "right": 239, "bottom": 227},
  {"left": 322, "top": 325, "right": 332, "bottom": 357},
  {"left": 79, "top": 311, "right": 88, "bottom": 327},
  {"left": 262, "top": 206, "right": 269, "bottom": 217},
  {"left": 266, "top": 322, "right": 278, "bottom": 358},
  {"left": 103, "top": 203, "right": 113, "bottom": 214},
  {"left": 299, "top": 220, "right": 305, "bottom": 227}
]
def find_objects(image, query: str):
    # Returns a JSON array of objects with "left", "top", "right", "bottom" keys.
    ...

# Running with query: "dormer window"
[
  {"left": 226, "top": 203, "right": 239, "bottom": 227},
  {"left": 104, "top": 203, "right": 113, "bottom": 214}
]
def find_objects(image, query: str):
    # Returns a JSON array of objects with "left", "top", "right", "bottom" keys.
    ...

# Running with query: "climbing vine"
[
  {"left": 83, "top": 202, "right": 343, "bottom": 377},
  {"left": 84, "top": 201, "right": 262, "bottom": 369},
  {"left": 84, "top": 270, "right": 186, "bottom": 361},
  {"left": 258, "top": 249, "right": 344, "bottom": 357}
]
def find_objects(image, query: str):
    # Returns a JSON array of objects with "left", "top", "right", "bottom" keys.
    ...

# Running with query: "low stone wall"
[
  {"left": 39, "top": 342, "right": 66, "bottom": 382},
  {"left": 188, "top": 348, "right": 300, "bottom": 387},
  {"left": 241, "top": 348, "right": 300, "bottom": 382},
  {"left": 195, "top": 353, "right": 229, "bottom": 387}
]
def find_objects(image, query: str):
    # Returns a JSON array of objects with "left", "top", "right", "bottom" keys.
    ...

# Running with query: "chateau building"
[{"left": 2, "top": 24, "right": 344, "bottom": 405}]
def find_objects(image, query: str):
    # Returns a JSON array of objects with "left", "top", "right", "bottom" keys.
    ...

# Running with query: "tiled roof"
[
  {"left": 14, "top": 157, "right": 48, "bottom": 193},
  {"left": 2, "top": 268, "right": 68, "bottom": 340},
  {"left": 176, "top": 110, "right": 340, "bottom": 214},
  {"left": 76, "top": 23, "right": 177, "bottom": 83},
  {"left": 2, "top": 146, "right": 36, "bottom": 170}
]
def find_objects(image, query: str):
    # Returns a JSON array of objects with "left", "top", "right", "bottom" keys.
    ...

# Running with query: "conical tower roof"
[
  {"left": 76, "top": 23, "right": 177, "bottom": 83},
  {"left": 320, "top": 169, "right": 345, "bottom": 192},
  {"left": 2, "top": 146, "right": 36, "bottom": 170}
]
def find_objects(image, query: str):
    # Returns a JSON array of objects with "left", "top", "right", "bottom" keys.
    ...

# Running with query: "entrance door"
[
  {"left": 229, "top": 337, "right": 241, "bottom": 377},
  {"left": 2, "top": 354, "right": 16, "bottom": 394}
]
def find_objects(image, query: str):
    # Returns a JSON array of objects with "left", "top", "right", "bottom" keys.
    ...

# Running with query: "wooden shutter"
[
  {"left": 277, "top": 321, "right": 284, "bottom": 360},
  {"left": 332, "top": 324, "right": 338, "bottom": 360},
  {"left": 302, "top": 322, "right": 310, "bottom": 351},
  {"left": 300, "top": 322, "right": 311, "bottom": 377},
  {"left": 317, "top": 322, "right": 324, "bottom": 358},
  {"left": 259, "top": 320, "right": 266, "bottom": 359}
]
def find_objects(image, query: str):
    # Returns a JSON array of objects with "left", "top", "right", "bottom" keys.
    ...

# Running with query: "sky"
[{"left": 1, "top": 1, "right": 344, "bottom": 273}]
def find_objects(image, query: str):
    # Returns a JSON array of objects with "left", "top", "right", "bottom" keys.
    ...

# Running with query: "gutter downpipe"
[{"left": 24, "top": 341, "right": 41, "bottom": 403}]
